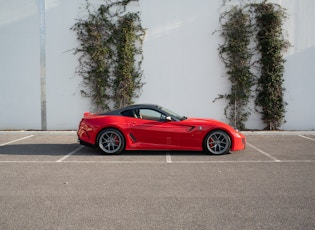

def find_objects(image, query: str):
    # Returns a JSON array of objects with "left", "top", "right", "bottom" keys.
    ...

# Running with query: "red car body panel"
[{"left": 77, "top": 107, "right": 246, "bottom": 152}]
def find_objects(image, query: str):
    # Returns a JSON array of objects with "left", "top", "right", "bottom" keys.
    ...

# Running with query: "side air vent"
[{"left": 129, "top": 133, "right": 137, "bottom": 143}]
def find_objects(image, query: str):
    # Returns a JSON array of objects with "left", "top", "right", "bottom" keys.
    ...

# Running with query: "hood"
[
  {"left": 184, "top": 117, "right": 224, "bottom": 124},
  {"left": 183, "top": 117, "right": 235, "bottom": 130}
]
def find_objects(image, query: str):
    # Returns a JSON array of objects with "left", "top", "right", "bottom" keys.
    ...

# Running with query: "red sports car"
[{"left": 77, "top": 104, "right": 246, "bottom": 155}]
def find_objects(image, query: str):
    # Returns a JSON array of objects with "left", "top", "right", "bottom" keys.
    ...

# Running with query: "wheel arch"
[
  {"left": 203, "top": 128, "right": 233, "bottom": 154},
  {"left": 96, "top": 126, "right": 127, "bottom": 150},
  {"left": 203, "top": 128, "right": 233, "bottom": 144}
]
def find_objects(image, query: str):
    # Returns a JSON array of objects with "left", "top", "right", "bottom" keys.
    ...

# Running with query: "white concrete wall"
[
  {"left": 0, "top": 0, "right": 314, "bottom": 130},
  {"left": 0, "top": 0, "right": 90, "bottom": 130},
  {"left": 281, "top": 0, "right": 315, "bottom": 130},
  {"left": 0, "top": 0, "right": 41, "bottom": 129}
]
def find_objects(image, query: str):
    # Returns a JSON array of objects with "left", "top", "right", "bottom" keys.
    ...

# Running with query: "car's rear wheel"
[
  {"left": 97, "top": 128, "right": 125, "bottom": 154},
  {"left": 204, "top": 130, "right": 231, "bottom": 155}
]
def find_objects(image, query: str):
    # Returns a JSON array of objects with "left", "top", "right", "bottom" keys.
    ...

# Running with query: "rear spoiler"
[{"left": 83, "top": 112, "right": 93, "bottom": 117}]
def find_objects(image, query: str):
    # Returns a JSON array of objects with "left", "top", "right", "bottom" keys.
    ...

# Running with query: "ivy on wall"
[
  {"left": 113, "top": 12, "right": 145, "bottom": 108},
  {"left": 218, "top": 6, "right": 254, "bottom": 130},
  {"left": 71, "top": 0, "right": 145, "bottom": 112},
  {"left": 218, "top": 0, "right": 289, "bottom": 130},
  {"left": 252, "top": 2, "right": 290, "bottom": 130}
]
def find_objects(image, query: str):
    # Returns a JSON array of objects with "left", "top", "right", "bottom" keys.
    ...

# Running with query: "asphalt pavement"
[{"left": 0, "top": 131, "right": 314, "bottom": 230}]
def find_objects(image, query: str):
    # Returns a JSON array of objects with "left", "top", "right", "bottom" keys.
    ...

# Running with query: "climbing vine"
[
  {"left": 113, "top": 12, "right": 145, "bottom": 108},
  {"left": 252, "top": 1, "right": 290, "bottom": 130},
  {"left": 218, "top": 6, "right": 254, "bottom": 130},
  {"left": 71, "top": 0, "right": 145, "bottom": 112},
  {"left": 217, "top": 0, "right": 289, "bottom": 130}
]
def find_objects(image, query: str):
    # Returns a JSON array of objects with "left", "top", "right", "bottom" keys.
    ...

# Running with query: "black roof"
[{"left": 102, "top": 104, "right": 162, "bottom": 115}]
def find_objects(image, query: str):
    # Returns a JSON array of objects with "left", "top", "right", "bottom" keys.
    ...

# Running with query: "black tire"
[
  {"left": 97, "top": 128, "right": 125, "bottom": 154},
  {"left": 203, "top": 130, "right": 231, "bottom": 155}
]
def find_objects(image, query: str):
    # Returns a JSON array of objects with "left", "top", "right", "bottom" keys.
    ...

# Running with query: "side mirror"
[{"left": 166, "top": 116, "right": 172, "bottom": 121}]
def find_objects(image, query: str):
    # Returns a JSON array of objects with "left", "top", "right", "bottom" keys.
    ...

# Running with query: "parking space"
[
  {"left": 0, "top": 132, "right": 78, "bottom": 162},
  {"left": 0, "top": 131, "right": 314, "bottom": 163},
  {"left": 247, "top": 135, "right": 315, "bottom": 162},
  {"left": 0, "top": 131, "right": 314, "bottom": 229},
  {"left": 0, "top": 133, "right": 34, "bottom": 145}
]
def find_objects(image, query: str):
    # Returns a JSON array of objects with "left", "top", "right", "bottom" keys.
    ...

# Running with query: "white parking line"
[
  {"left": 298, "top": 135, "right": 315, "bottom": 142},
  {"left": 0, "top": 160, "right": 314, "bottom": 164},
  {"left": 56, "top": 146, "right": 84, "bottom": 162},
  {"left": 0, "top": 135, "right": 34, "bottom": 146},
  {"left": 166, "top": 160, "right": 314, "bottom": 163},
  {"left": 166, "top": 152, "right": 172, "bottom": 163},
  {"left": 247, "top": 142, "right": 281, "bottom": 162}
]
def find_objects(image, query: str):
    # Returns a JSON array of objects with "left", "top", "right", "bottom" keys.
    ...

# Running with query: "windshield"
[{"left": 160, "top": 106, "right": 187, "bottom": 121}]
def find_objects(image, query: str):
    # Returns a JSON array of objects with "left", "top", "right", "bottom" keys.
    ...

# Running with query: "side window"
[
  {"left": 121, "top": 110, "right": 134, "bottom": 118},
  {"left": 139, "top": 109, "right": 166, "bottom": 121}
]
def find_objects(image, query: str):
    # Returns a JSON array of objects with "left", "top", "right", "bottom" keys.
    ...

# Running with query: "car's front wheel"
[
  {"left": 204, "top": 130, "right": 231, "bottom": 155},
  {"left": 97, "top": 128, "right": 125, "bottom": 154}
]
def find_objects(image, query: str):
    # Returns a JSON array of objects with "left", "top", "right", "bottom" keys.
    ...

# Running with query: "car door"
[{"left": 129, "top": 108, "right": 190, "bottom": 148}]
